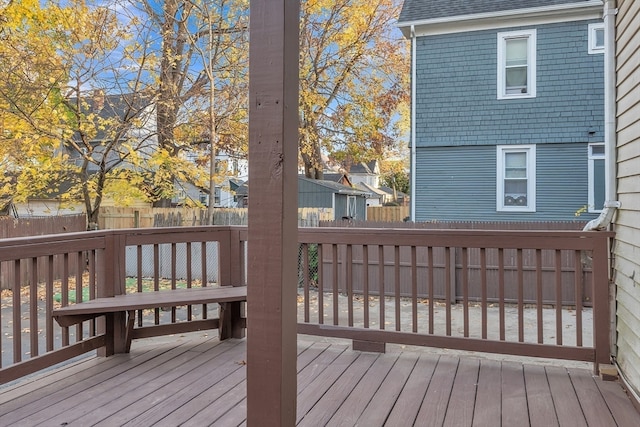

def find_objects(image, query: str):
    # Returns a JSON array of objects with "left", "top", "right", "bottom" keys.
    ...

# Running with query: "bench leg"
[
  {"left": 219, "top": 301, "right": 245, "bottom": 340},
  {"left": 98, "top": 313, "right": 115, "bottom": 357},
  {"left": 125, "top": 310, "right": 136, "bottom": 352}
]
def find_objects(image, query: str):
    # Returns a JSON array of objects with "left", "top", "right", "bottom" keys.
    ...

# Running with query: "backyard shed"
[{"left": 298, "top": 176, "right": 368, "bottom": 220}]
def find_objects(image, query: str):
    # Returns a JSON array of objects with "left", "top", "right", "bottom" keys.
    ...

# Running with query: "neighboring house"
[
  {"left": 177, "top": 150, "right": 249, "bottom": 208},
  {"left": 355, "top": 182, "right": 386, "bottom": 206},
  {"left": 298, "top": 177, "right": 369, "bottom": 220},
  {"left": 379, "top": 185, "right": 410, "bottom": 206},
  {"left": 322, "top": 173, "right": 353, "bottom": 187},
  {"left": 67, "top": 91, "right": 156, "bottom": 173},
  {"left": 397, "top": 0, "right": 606, "bottom": 221},
  {"left": 347, "top": 161, "right": 380, "bottom": 188},
  {"left": 613, "top": 0, "right": 640, "bottom": 405}
]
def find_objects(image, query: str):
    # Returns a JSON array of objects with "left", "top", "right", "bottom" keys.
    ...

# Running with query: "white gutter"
[{"left": 410, "top": 25, "right": 416, "bottom": 221}]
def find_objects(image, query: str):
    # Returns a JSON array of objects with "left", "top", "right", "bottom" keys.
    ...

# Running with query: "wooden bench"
[{"left": 53, "top": 286, "right": 247, "bottom": 355}]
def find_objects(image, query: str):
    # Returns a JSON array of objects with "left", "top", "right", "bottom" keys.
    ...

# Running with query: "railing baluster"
[
  {"left": 137, "top": 245, "right": 143, "bottom": 327},
  {"left": 29, "top": 257, "right": 38, "bottom": 357},
  {"left": 575, "top": 250, "right": 583, "bottom": 347},
  {"left": 88, "top": 250, "right": 96, "bottom": 336},
  {"left": 379, "top": 245, "right": 385, "bottom": 330},
  {"left": 411, "top": 246, "right": 418, "bottom": 333},
  {"left": 186, "top": 242, "right": 192, "bottom": 321},
  {"left": 517, "top": 249, "right": 524, "bottom": 342},
  {"left": 363, "top": 245, "right": 369, "bottom": 328},
  {"left": 303, "top": 243, "right": 310, "bottom": 324},
  {"left": 555, "top": 250, "right": 563, "bottom": 346},
  {"left": 171, "top": 243, "right": 177, "bottom": 323},
  {"left": 481, "top": 248, "right": 487, "bottom": 340},
  {"left": 154, "top": 244, "right": 160, "bottom": 325},
  {"left": 75, "top": 251, "right": 83, "bottom": 342},
  {"left": 428, "top": 246, "right": 434, "bottom": 335},
  {"left": 13, "top": 259, "right": 21, "bottom": 363},
  {"left": 332, "top": 244, "right": 339, "bottom": 326},
  {"left": 499, "top": 248, "right": 505, "bottom": 341},
  {"left": 318, "top": 244, "right": 324, "bottom": 325},
  {"left": 46, "top": 255, "right": 54, "bottom": 351},
  {"left": 445, "top": 247, "right": 452, "bottom": 336},
  {"left": 536, "top": 249, "right": 543, "bottom": 344},
  {"left": 201, "top": 241, "right": 207, "bottom": 319},
  {"left": 395, "top": 245, "right": 401, "bottom": 332},
  {"left": 462, "top": 247, "right": 469, "bottom": 338},
  {"left": 347, "top": 244, "right": 353, "bottom": 327},
  {"left": 62, "top": 254, "right": 69, "bottom": 347}
]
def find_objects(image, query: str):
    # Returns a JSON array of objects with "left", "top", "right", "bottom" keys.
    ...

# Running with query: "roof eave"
[{"left": 397, "top": 1, "right": 604, "bottom": 38}]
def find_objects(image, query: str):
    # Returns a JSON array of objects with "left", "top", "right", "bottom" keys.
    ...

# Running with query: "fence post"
[{"left": 592, "top": 233, "right": 611, "bottom": 374}]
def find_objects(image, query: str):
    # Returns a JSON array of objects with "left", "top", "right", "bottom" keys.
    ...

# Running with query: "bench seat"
[{"left": 53, "top": 286, "right": 247, "bottom": 354}]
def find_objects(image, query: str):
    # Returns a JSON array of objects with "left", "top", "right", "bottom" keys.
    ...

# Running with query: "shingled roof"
[{"left": 399, "top": 0, "right": 593, "bottom": 23}]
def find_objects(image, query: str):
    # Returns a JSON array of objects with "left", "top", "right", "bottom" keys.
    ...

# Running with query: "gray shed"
[{"left": 298, "top": 177, "right": 368, "bottom": 220}]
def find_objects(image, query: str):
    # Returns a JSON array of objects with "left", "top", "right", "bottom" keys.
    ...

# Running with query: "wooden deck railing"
[
  {"left": 297, "top": 227, "right": 614, "bottom": 373},
  {"left": 0, "top": 226, "right": 613, "bottom": 384}
]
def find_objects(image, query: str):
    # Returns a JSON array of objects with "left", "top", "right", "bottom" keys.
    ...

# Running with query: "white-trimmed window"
[
  {"left": 588, "top": 143, "right": 605, "bottom": 212},
  {"left": 588, "top": 23, "right": 605, "bottom": 54},
  {"left": 497, "top": 145, "right": 536, "bottom": 212},
  {"left": 497, "top": 29, "right": 537, "bottom": 99}
]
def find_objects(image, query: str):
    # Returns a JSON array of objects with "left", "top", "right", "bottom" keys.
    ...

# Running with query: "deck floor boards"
[{"left": 1, "top": 333, "right": 638, "bottom": 426}]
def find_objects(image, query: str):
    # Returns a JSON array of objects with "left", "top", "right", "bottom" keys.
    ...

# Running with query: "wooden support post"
[{"left": 246, "top": 0, "right": 299, "bottom": 425}]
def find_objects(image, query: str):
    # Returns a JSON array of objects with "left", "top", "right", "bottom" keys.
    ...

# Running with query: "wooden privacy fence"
[
  {"left": 99, "top": 207, "right": 333, "bottom": 229},
  {"left": 366, "top": 205, "right": 409, "bottom": 222},
  {"left": 0, "top": 215, "right": 86, "bottom": 290}
]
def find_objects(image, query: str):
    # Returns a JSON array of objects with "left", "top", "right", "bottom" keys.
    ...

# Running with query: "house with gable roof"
[{"left": 397, "top": 0, "right": 606, "bottom": 221}]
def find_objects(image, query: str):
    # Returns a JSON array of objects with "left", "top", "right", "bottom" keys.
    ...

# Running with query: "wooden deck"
[{"left": 1, "top": 333, "right": 638, "bottom": 426}]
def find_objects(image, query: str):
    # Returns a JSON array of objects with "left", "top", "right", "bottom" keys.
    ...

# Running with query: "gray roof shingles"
[{"left": 398, "top": 0, "right": 590, "bottom": 23}]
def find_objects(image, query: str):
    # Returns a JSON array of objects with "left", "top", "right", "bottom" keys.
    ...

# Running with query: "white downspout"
[
  {"left": 604, "top": 0, "right": 619, "bottom": 214},
  {"left": 584, "top": 0, "right": 620, "bottom": 233},
  {"left": 410, "top": 25, "right": 417, "bottom": 221}
]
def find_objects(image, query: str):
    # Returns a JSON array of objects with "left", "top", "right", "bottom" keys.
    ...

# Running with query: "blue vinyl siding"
[
  {"left": 414, "top": 20, "right": 604, "bottom": 148},
  {"left": 414, "top": 143, "right": 598, "bottom": 221}
]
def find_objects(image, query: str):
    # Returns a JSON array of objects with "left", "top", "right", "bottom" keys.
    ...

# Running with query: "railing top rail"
[{"left": 298, "top": 227, "right": 614, "bottom": 250}]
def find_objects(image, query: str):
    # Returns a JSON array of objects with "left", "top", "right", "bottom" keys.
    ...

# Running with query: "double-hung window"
[
  {"left": 497, "top": 145, "right": 536, "bottom": 212},
  {"left": 497, "top": 29, "right": 536, "bottom": 99},
  {"left": 588, "top": 143, "right": 605, "bottom": 212}
]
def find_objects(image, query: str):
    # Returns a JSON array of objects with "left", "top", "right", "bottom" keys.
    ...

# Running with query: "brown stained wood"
[
  {"left": 183, "top": 380, "right": 247, "bottom": 426},
  {"left": 395, "top": 245, "right": 401, "bottom": 331},
  {"left": 472, "top": 359, "right": 502, "bottom": 427},
  {"left": 443, "top": 357, "right": 479, "bottom": 427},
  {"left": 363, "top": 245, "right": 370, "bottom": 328},
  {"left": 536, "top": 249, "right": 544, "bottom": 344},
  {"left": 347, "top": 245, "right": 354, "bottom": 327},
  {"left": 353, "top": 339, "right": 386, "bottom": 353},
  {"left": 567, "top": 368, "right": 617, "bottom": 426},
  {"left": 296, "top": 350, "right": 360, "bottom": 423},
  {"left": 411, "top": 246, "right": 418, "bottom": 333},
  {"left": 384, "top": 353, "right": 438, "bottom": 426},
  {"left": 2, "top": 336, "right": 638, "bottom": 427},
  {"left": 96, "top": 340, "right": 247, "bottom": 426},
  {"left": 546, "top": 366, "right": 588, "bottom": 427},
  {"left": 328, "top": 353, "right": 399, "bottom": 426},
  {"left": 523, "top": 364, "right": 559, "bottom": 427},
  {"left": 298, "top": 353, "right": 379, "bottom": 426},
  {"left": 500, "top": 361, "right": 528, "bottom": 427},
  {"left": 379, "top": 245, "right": 385, "bottom": 330},
  {"left": 358, "top": 351, "right": 420, "bottom": 425},
  {"left": 42, "top": 343, "right": 226, "bottom": 426},
  {"left": 414, "top": 357, "right": 460, "bottom": 426},
  {"left": 595, "top": 376, "right": 640, "bottom": 426},
  {"left": 0, "top": 339, "right": 203, "bottom": 424},
  {"left": 297, "top": 345, "right": 348, "bottom": 391}
]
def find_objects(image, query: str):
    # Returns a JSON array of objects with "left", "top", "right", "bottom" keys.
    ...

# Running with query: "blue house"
[{"left": 397, "top": 0, "right": 606, "bottom": 221}]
